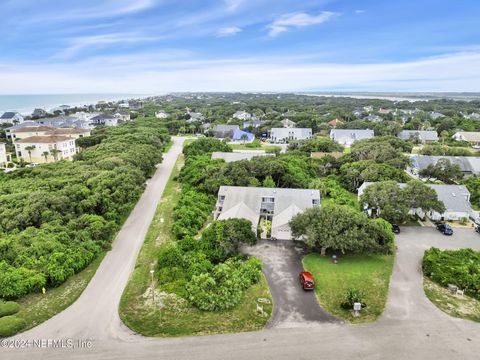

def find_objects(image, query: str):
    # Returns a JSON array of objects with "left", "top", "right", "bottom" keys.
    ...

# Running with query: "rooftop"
[{"left": 16, "top": 135, "right": 74, "bottom": 144}]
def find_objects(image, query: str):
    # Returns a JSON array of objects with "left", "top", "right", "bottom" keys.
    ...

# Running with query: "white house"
[
  {"left": 281, "top": 119, "right": 296, "bottom": 128},
  {"left": 114, "top": 111, "right": 130, "bottom": 122},
  {"left": 214, "top": 186, "right": 320, "bottom": 240},
  {"left": 408, "top": 154, "right": 480, "bottom": 177},
  {"left": 330, "top": 129, "right": 374, "bottom": 147},
  {"left": 0, "top": 112, "right": 24, "bottom": 124},
  {"left": 452, "top": 131, "right": 480, "bottom": 145},
  {"left": 358, "top": 182, "right": 473, "bottom": 221},
  {"left": 0, "top": 142, "right": 10, "bottom": 168},
  {"left": 398, "top": 130, "right": 439, "bottom": 143},
  {"left": 211, "top": 150, "right": 273, "bottom": 163},
  {"left": 270, "top": 128, "right": 312, "bottom": 143},
  {"left": 15, "top": 135, "right": 77, "bottom": 163},
  {"left": 155, "top": 111, "right": 169, "bottom": 119},
  {"left": 11, "top": 126, "right": 56, "bottom": 142},
  {"left": 232, "top": 111, "right": 252, "bottom": 120}
]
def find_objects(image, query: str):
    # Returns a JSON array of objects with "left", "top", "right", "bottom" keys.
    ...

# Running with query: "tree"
[
  {"left": 402, "top": 180, "right": 446, "bottom": 214},
  {"left": 42, "top": 151, "right": 49, "bottom": 163},
  {"left": 419, "top": 158, "right": 463, "bottom": 183},
  {"left": 240, "top": 133, "right": 249, "bottom": 144},
  {"left": 25, "top": 146, "right": 35, "bottom": 162},
  {"left": 262, "top": 175, "right": 276, "bottom": 187},
  {"left": 49, "top": 149, "right": 61, "bottom": 161},
  {"left": 289, "top": 205, "right": 394, "bottom": 255}
]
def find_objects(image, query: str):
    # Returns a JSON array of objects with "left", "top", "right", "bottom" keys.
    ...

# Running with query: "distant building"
[
  {"left": 15, "top": 135, "right": 77, "bottom": 163},
  {"left": 11, "top": 126, "right": 56, "bottom": 142},
  {"left": 452, "top": 131, "right": 480, "bottom": 145},
  {"left": 358, "top": 182, "right": 472, "bottom": 221},
  {"left": 408, "top": 154, "right": 480, "bottom": 177},
  {"left": 114, "top": 111, "right": 130, "bottom": 122},
  {"left": 281, "top": 119, "right": 297, "bottom": 128},
  {"left": 0, "top": 142, "right": 11, "bottom": 168},
  {"left": 365, "top": 114, "right": 383, "bottom": 122},
  {"left": 0, "top": 112, "right": 24, "bottom": 124},
  {"left": 213, "top": 124, "right": 240, "bottom": 138},
  {"left": 232, "top": 111, "right": 252, "bottom": 120},
  {"left": 90, "top": 114, "right": 119, "bottom": 126},
  {"left": 398, "top": 130, "right": 438, "bottom": 143},
  {"left": 129, "top": 100, "right": 144, "bottom": 110},
  {"left": 31, "top": 108, "right": 48, "bottom": 118},
  {"left": 328, "top": 118, "right": 342, "bottom": 128},
  {"left": 243, "top": 117, "right": 263, "bottom": 129},
  {"left": 378, "top": 108, "right": 392, "bottom": 114},
  {"left": 4, "top": 121, "right": 40, "bottom": 139},
  {"left": 155, "top": 111, "right": 169, "bottom": 119},
  {"left": 330, "top": 129, "right": 374, "bottom": 147},
  {"left": 270, "top": 128, "right": 312, "bottom": 143},
  {"left": 430, "top": 112, "right": 445, "bottom": 120},
  {"left": 310, "top": 152, "right": 343, "bottom": 159},
  {"left": 211, "top": 151, "right": 272, "bottom": 162},
  {"left": 231, "top": 129, "right": 255, "bottom": 143},
  {"left": 214, "top": 186, "right": 320, "bottom": 240},
  {"left": 186, "top": 111, "right": 204, "bottom": 123}
]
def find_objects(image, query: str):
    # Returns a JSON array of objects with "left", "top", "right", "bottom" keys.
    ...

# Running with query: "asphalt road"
[
  {"left": 4, "top": 163, "right": 480, "bottom": 359},
  {"left": 242, "top": 240, "right": 340, "bottom": 328}
]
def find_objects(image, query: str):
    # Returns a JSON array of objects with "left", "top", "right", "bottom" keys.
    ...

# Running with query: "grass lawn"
[
  {"left": 343, "top": 147, "right": 351, "bottom": 154},
  {"left": 119, "top": 154, "right": 272, "bottom": 336},
  {"left": 424, "top": 277, "right": 480, "bottom": 322},
  {"left": 303, "top": 253, "right": 394, "bottom": 323},
  {"left": 14, "top": 252, "right": 106, "bottom": 333},
  {"left": 229, "top": 143, "right": 281, "bottom": 152}
]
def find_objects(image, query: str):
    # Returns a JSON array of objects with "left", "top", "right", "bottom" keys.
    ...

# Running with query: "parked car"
[
  {"left": 299, "top": 271, "right": 315, "bottom": 290},
  {"left": 475, "top": 225, "right": 480, "bottom": 234},
  {"left": 392, "top": 224, "right": 400, "bottom": 234},
  {"left": 436, "top": 223, "right": 453, "bottom": 235}
]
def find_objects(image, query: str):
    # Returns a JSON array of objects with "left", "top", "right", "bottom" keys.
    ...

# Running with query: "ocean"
[{"left": 0, "top": 94, "right": 151, "bottom": 115}]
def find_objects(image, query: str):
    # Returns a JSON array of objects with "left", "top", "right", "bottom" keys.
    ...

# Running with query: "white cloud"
[
  {"left": 1, "top": 51, "right": 480, "bottom": 94},
  {"left": 268, "top": 11, "right": 338, "bottom": 37},
  {"left": 355, "top": 10, "right": 365, "bottom": 14},
  {"left": 224, "top": 0, "right": 243, "bottom": 11},
  {"left": 55, "top": 33, "right": 159, "bottom": 59},
  {"left": 216, "top": 26, "right": 242, "bottom": 37}
]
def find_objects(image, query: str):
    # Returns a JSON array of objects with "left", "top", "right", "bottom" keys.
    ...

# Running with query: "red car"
[{"left": 299, "top": 271, "right": 315, "bottom": 290}]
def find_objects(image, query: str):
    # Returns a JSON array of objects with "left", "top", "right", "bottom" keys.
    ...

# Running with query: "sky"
[{"left": 0, "top": 0, "right": 479, "bottom": 94}]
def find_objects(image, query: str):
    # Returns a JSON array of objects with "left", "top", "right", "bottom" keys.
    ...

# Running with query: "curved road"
[{"left": 4, "top": 143, "right": 480, "bottom": 359}]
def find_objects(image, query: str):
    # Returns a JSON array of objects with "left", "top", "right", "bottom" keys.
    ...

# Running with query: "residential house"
[
  {"left": 186, "top": 112, "right": 205, "bottom": 123},
  {"left": 128, "top": 100, "right": 144, "bottom": 110},
  {"left": 282, "top": 110, "right": 296, "bottom": 117},
  {"left": 15, "top": 135, "right": 77, "bottom": 163},
  {"left": 398, "top": 130, "right": 439, "bottom": 143},
  {"left": 243, "top": 116, "right": 262, "bottom": 129},
  {"left": 46, "top": 128, "right": 91, "bottom": 140},
  {"left": 352, "top": 108, "right": 364, "bottom": 118},
  {"left": 358, "top": 182, "right": 472, "bottom": 221},
  {"left": 31, "top": 108, "right": 48, "bottom": 118},
  {"left": 155, "top": 111, "right": 169, "bottom": 119},
  {"left": 11, "top": 126, "right": 56, "bottom": 142},
  {"left": 0, "top": 112, "right": 24, "bottom": 124},
  {"left": 363, "top": 106, "right": 373, "bottom": 112},
  {"left": 114, "top": 111, "right": 130, "bottom": 122},
  {"left": 90, "top": 114, "right": 119, "bottom": 126},
  {"left": 328, "top": 118, "right": 342, "bottom": 128},
  {"left": 365, "top": 114, "right": 383, "bottom": 122},
  {"left": 378, "top": 108, "right": 392, "bottom": 115},
  {"left": 0, "top": 142, "right": 11, "bottom": 168},
  {"left": 232, "top": 129, "right": 255, "bottom": 143},
  {"left": 270, "top": 128, "right": 312, "bottom": 143},
  {"left": 330, "top": 129, "right": 374, "bottom": 147},
  {"left": 452, "top": 131, "right": 480, "bottom": 145},
  {"left": 4, "top": 121, "right": 40, "bottom": 139},
  {"left": 408, "top": 154, "right": 480, "bottom": 177},
  {"left": 213, "top": 124, "right": 240, "bottom": 138},
  {"left": 118, "top": 102, "right": 130, "bottom": 109},
  {"left": 214, "top": 186, "right": 320, "bottom": 240},
  {"left": 232, "top": 111, "right": 252, "bottom": 120},
  {"left": 463, "top": 113, "right": 480, "bottom": 121},
  {"left": 281, "top": 119, "right": 296, "bottom": 128},
  {"left": 310, "top": 152, "right": 343, "bottom": 159},
  {"left": 211, "top": 151, "right": 272, "bottom": 163},
  {"left": 430, "top": 111, "right": 445, "bottom": 120}
]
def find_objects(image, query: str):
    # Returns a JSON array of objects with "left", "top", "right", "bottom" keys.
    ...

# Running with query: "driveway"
[
  {"left": 242, "top": 240, "right": 341, "bottom": 328},
  {"left": 6, "top": 198, "right": 480, "bottom": 359}
]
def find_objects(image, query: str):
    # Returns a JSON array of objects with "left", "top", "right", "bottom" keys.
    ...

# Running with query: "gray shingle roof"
[
  {"left": 398, "top": 130, "right": 438, "bottom": 142},
  {"left": 410, "top": 155, "right": 480, "bottom": 175},
  {"left": 330, "top": 129, "right": 374, "bottom": 143},
  {"left": 211, "top": 151, "right": 271, "bottom": 162}
]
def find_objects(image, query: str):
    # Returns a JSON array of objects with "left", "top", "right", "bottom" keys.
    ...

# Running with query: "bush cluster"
[
  {"left": 0, "top": 119, "right": 170, "bottom": 299},
  {"left": 423, "top": 247, "right": 480, "bottom": 300}
]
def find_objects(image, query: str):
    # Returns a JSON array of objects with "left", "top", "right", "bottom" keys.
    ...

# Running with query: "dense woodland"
[{"left": 0, "top": 119, "right": 170, "bottom": 299}]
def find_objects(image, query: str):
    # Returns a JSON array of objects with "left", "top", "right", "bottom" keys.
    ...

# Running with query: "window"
[
  {"left": 261, "top": 197, "right": 275, "bottom": 203},
  {"left": 312, "top": 199, "right": 320, "bottom": 206}
]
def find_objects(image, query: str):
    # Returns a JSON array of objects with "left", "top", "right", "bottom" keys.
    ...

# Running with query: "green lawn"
[
  {"left": 303, "top": 253, "right": 394, "bottom": 323},
  {"left": 119, "top": 154, "right": 272, "bottom": 336},
  {"left": 424, "top": 277, "right": 480, "bottom": 322},
  {"left": 229, "top": 143, "right": 281, "bottom": 152}
]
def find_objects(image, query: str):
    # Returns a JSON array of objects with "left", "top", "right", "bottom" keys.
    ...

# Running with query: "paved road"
[
  {"left": 5, "top": 194, "right": 480, "bottom": 358},
  {"left": 242, "top": 240, "right": 340, "bottom": 328}
]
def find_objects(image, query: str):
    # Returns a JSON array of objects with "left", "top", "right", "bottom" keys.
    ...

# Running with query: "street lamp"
[{"left": 150, "top": 269, "right": 155, "bottom": 303}]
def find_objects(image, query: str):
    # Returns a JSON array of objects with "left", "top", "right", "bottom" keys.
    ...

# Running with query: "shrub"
[
  {"left": 423, "top": 247, "right": 480, "bottom": 300},
  {"left": 0, "top": 301, "right": 20, "bottom": 317},
  {"left": 0, "top": 316, "right": 26, "bottom": 337},
  {"left": 341, "top": 288, "right": 367, "bottom": 309}
]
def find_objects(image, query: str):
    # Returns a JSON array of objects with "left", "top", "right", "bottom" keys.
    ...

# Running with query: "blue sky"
[{"left": 0, "top": 0, "right": 479, "bottom": 94}]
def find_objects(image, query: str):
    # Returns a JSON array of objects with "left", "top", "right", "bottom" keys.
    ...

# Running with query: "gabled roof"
[
  {"left": 398, "top": 130, "right": 438, "bottom": 141},
  {"left": 454, "top": 132, "right": 480, "bottom": 142},
  {"left": 1, "top": 112, "right": 19, "bottom": 119},
  {"left": 330, "top": 129, "right": 374, "bottom": 141},
  {"left": 46, "top": 128, "right": 90, "bottom": 135},
  {"left": 272, "top": 204, "right": 303, "bottom": 229},
  {"left": 214, "top": 124, "right": 240, "bottom": 132},
  {"left": 91, "top": 114, "right": 116, "bottom": 120},
  {"left": 211, "top": 151, "right": 269, "bottom": 162},
  {"left": 16, "top": 135, "right": 73, "bottom": 144},
  {"left": 13, "top": 126, "right": 55, "bottom": 133},
  {"left": 410, "top": 155, "right": 480, "bottom": 174}
]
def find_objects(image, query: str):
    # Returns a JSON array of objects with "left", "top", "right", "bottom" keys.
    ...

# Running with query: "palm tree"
[
  {"left": 50, "top": 149, "right": 61, "bottom": 161},
  {"left": 25, "top": 146, "right": 35, "bottom": 162},
  {"left": 42, "top": 151, "right": 49, "bottom": 163},
  {"left": 240, "top": 134, "right": 249, "bottom": 144}
]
